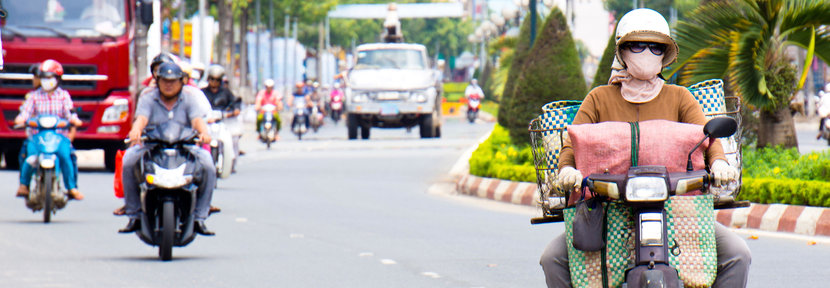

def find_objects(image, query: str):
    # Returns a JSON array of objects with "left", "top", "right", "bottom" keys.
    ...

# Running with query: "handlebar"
[{"left": 585, "top": 166, "right": 712, "bottom": 200}]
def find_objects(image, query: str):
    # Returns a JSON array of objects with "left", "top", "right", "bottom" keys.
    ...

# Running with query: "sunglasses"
[
  {"left": 623, "top": 42, "right": 666, "bottom": 56},
  {"left": 208, "top": 77, "right": 221, "bottom": 82}
]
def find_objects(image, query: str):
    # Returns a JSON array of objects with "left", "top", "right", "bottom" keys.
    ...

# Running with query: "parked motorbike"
[
  {"left": 20, "top": 115, "right": 75, "bottom": 223},
  {"left": 292, "top": 99, "right": 309, "bottom": 140},
  {"left": 207, "top": 110, "right": 235, "bottom": 179},
  {"left": 259, "top": 104, "right": 278, "bottom": 149},
  {"left": 124, "top": 122, "right": 202, "bottom": 261},
  {"left": 330, "top": 92, "right": 344, "bottom": 125},
  {"left": 533, "top": 117, "right": 748, "bottom": 288},
  {"left": 466, "top": 94, "right": 481, "bottom": 123}
]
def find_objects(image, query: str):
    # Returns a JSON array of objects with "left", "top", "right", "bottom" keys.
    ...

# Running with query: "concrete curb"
[{"left": 455, "top": 173, "right": 830, "bottom": 237}]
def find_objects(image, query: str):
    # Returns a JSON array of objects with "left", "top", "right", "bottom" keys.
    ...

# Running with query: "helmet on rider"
[
  {"left": 614, "top": 8, "right": 678, "bottom": 69},
  {"left": 179, "top": 62, "right": 193, "bottom": 81},
  {"left": 150, "top": 52, "right": 176, "bottom": 76},
  {"left": 38, "top": 59, "right": 64, "bottom": 79},
  {"left": 207, "top": 65, "right": 225, "bottom": 79},
  {"left": 155, "top": 62, "right": 184, "bottom": 81},
  {"left": 471, "top": 78, "right": 478, "bottom": 85},
  {"left": 264, "top": 79, "right": 275, "bottom": 88}
]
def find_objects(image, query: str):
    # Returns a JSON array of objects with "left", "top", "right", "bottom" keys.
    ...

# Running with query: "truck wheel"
[
  {"left": 435, "top": 124, "right": 441, "bottom": 138},
  {"left": 347, "top": 114, "right": 359, "bottom": 140},
  {"left": 104, "top": 147, "right": 118, "bottom": 172},
  {"left": 420, "top": 114, "right": 435, "bottom": 138},
  {"left": 360, "top": 122, "right": 371, "bottom": 140}
]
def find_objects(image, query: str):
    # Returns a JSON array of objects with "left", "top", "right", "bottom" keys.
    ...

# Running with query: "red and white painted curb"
[{"left": 455, "top": 173, "right": 830, "bottom": 237}]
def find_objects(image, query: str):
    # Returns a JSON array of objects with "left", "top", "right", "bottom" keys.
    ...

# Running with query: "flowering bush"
[{"left": 469, "top": 125, "right": 536, "bottom": 182}]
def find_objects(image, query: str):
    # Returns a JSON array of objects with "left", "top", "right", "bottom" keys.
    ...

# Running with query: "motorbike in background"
[
  {"left": 330, "top": 91, "right": 344, "bottom": 125},
  {"left": 292, "top": 99, "right": 309, "bottom": 140},
  {"left": 19, "top": 115, "right": 75, "bottom": 223},
  {"left": 310, "top": 103, "right": 324, "bottom": 133},
  {"left": 207, "top": 110, "right": 235, "bottom": 179},
  {"left": 820, "top": 116, "right": 830, "bottom": 146},
  {"left": 259, "top": 104, "right": 278, "bottom": 149},
  {"left": 466, "top": 94, "right": 481, "bottom": 124},
  {"left": 124, "top": 122, "right": 203, "bottom": 261}
]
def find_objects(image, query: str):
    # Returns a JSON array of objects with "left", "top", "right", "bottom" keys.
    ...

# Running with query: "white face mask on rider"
[
  {"left": 41, "top": 77, "right": 58, "bottom": 91},
  {"left": 610, "top": 47, "right": 665, "bottom": 103}
]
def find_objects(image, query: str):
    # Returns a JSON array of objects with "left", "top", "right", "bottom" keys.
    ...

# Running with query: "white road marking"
[
  {"left": 235, "top": 217, "right": 248, "bottom": 223},
  {"left": 379, "top": 259, "right": 397, "bottom": 265},
  {"left": 358, "top": 252, "right": 374, "bottom": 257},
  {"left": 421, "top": 272, "right": 441, "bottom": 278},
  {"left": 289, "top": 233, "right": 304, "bottom": 239}
]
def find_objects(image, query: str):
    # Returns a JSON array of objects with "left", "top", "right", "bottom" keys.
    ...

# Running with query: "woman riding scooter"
[
  {"left": 255, "top": 79, "right": 283, "bottom": 141},
  {"left": 538, "top": 9, "right": 750, "bottom": 288},
  {"left": 14, "top": 59, "right": 84, "bottom": 201}
]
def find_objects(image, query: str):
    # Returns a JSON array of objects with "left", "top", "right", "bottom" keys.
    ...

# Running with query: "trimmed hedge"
[
  {"left": 469, "top": 125, "right": 536, "bottom": 182},
  {"left": 739, "top": 178, "right": 830, "bottom": 207},
  {"left": 743, "top": 146, "right": 830, "bottom": 182}
]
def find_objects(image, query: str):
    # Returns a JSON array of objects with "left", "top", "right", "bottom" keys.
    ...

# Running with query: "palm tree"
[{"left": 667, "top": 0, "right": 830, "bottom": 148}]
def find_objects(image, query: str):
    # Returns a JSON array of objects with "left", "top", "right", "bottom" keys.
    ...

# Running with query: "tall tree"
[
  {"left": 669, "top": 0, "right": 830, "bottom": 148},
  {"left": 503, "top": 7, "right": 587, "bottom": 144},
  {"left": 497, "top": 15, "right": 540, "bottom": 128},
  {"left": 591, "top": 33, "right": 616, "bottom": 89}
]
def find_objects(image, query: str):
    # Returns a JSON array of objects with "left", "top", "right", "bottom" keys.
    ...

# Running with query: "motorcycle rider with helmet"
[
  {"left": 118, "top": 62, "right": 216, "bottom": 235},
  {"left": 14, "top": 59, "right": 84, "bottom": 201},
  {"left": 538, "top": 9, "right": 750, "bottom": 288},
  {"left": 254, "top": 79, "right": 283, "bottom": 140},
  {"left": 289, "top": 82, "right": 313, "bottom": 129},
  {"left": 202, "top": 65, "right": 242, "bottom": 160},
  {"left": 464, "top": 78, "right": 484, "bottom": 101}
]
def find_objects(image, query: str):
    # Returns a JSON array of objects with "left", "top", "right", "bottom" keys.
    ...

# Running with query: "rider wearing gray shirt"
[{"left": 118, "top": 63, "right": 217, "bottom": 236}]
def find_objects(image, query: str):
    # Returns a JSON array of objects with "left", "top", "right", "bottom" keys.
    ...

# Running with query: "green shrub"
[
  {"left": 469, "top": 125, "right": 536, "bottom": 183},
  {"left": 590, "top": 32, "right": 616, "bottom": 89},
  {"left": 443, "top": 82, "right": 467, "bottom": 93},
  {"left": 739, "top": 178, "right": 830, "bottom": 207},
  {"left": 502, "top": 7, "right": 587, "bottom": 144},
  {"left": 742, "top": 146, "right": 830, "bottom": 181},
  {"left": 497, "top": 14, "right": 540, "bottom": 128}
]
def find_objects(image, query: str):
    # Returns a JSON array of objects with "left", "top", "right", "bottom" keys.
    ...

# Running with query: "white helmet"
[
  {"left": 614, "top": 8, "right": 678, "bottom": 69},
  {"left": 264, "top": 79, "right": 275, "bottom": 87}
]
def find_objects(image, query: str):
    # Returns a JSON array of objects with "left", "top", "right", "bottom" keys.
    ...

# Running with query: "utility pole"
[
  {"left": 292, "top": 18, "right": 298, "bottom": 87},
  {"left": 198, "top": 0, "right": 205, "bottom": 67},
  {"left": 269, "top": 0, "right": 274, "bottom": 82},
  {"left": 178, "top": 1, "right": 185, "bottom": 59},
  {"left": 255, "top": 0, "right": 261, "bottom": 89},
  {"left": 284, "top": 13, "right": 290, "bottom": 97}
]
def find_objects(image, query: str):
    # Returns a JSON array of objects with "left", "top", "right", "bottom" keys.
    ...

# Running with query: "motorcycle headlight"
[
  {"left": 38, "top": 154, "right": 56, "bottom": 169},
  {"left": 625, "top": 177, "right": 668, "bottom": 202},
  {"left": 145, "top": 164, "right": 193, "bottom": 189},
  {"left": 101, "top": 99, "right": 130, "bottom": 123}
]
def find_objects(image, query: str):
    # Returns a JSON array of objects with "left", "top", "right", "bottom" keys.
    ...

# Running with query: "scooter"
[
  {"left": 533, "top": 117, "right": 748, "bottom": 288},
  {"left": 20, "top": 115, "right": 75, "bottom": 223},
  {"left": 292, "top": 100, "right": 309, "bottom": 141},
  {"left": 259, "top": 104, "right": 279, "bottom": 149},
  {"left": 466, "top": 94, "right": 481, "bottom": 123},
  {"left": 207, "top": 110, "right": 235, "bottom": 179},
  {"left": 310, "top": 103, "right": 324, "bottom": 133},
  {"left": 125, "top": 122, "right": 202, "bottom": 261},
  {"left": 330, "top": 91, "right": 344, "bottom": 125},
  {"left": 820, "top": 116, "right": 830, "bottom": 146}
]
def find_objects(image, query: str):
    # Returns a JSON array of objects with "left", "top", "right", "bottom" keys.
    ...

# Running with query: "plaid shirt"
[{"left": 15, "top": 88, "right": 79, "bottom": 133}]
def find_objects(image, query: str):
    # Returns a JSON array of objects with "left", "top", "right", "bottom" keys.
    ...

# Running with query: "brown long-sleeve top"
[{"left": 558, "top": 84, "right": 726, "bottom": 170}]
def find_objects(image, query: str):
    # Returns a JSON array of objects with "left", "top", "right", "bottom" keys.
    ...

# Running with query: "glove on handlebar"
[
  {"left": 710, "top": 159, "right": 737, "bottom": 187},
  {"left": 557, "top": 166, "right": 583, "bottom": 191}
]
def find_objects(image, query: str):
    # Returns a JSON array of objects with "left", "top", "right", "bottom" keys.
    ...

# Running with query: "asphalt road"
[{"left": 0, "top": 115, "right": 828, "bottom": 287}]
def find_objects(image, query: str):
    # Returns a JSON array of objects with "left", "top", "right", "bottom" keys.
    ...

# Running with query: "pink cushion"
[{"left": 567, "top": 120, "right": 709, "bottom": 203}]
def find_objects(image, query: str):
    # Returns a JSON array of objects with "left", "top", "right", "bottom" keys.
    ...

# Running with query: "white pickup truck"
[{"left": 345, "top": 43, "right": 442, "bottom": 139}]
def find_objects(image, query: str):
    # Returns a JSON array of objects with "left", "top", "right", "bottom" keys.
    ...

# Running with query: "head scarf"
[{"left": 609, "top": 49, "right": 665, "bottom": 103}]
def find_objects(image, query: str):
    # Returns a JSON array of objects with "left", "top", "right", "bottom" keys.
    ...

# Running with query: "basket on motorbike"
[{"left": 529, "top": 79, "right": 743, "bottom": 222}]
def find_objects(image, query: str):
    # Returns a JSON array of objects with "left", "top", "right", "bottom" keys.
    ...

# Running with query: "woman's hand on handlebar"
[
  {"left": 558, "top": 166, "right": 583, "bottom": 191},
  {"left": 128, "top": 129, "right": 142, "bottom": 146},
  {"left": 710, "top": 159, "right": 737, "bottom": 186}
]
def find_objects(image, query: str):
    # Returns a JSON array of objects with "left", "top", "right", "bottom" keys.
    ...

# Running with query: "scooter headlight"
[
  {"left": 38, "top": 154, "right": 56, "bottom": 169},
  {"left": 625, "top": 177, "right": 668, "bottom": 202},
  {"left": 145, "top": 164, "right": 193, "bottom": 189},
  {"left": 38, "top": 117, "right": 59, "bottom": 129}
]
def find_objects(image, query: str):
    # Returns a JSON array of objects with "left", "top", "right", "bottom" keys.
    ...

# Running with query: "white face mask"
[{"left": 41, "top": 77, "right": 58, "bottom": 91}]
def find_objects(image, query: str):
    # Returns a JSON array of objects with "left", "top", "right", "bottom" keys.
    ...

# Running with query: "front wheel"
[
  {"left": 347, "top": 113, "right": 359, "bottom": 140},
  {"left": 42, "top": 169, "right": 54, "bottom": 223},
  {"left": 420, "top": 114, "right": 435, "bottom": 138},
  {"left": 159, "top": 200, "right": 175, "bottom": 261}
]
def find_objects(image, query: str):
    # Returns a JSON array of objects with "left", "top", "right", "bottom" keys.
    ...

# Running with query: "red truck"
[{"left": 0, "top": 0, "right": 152, "bottom": 171}]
